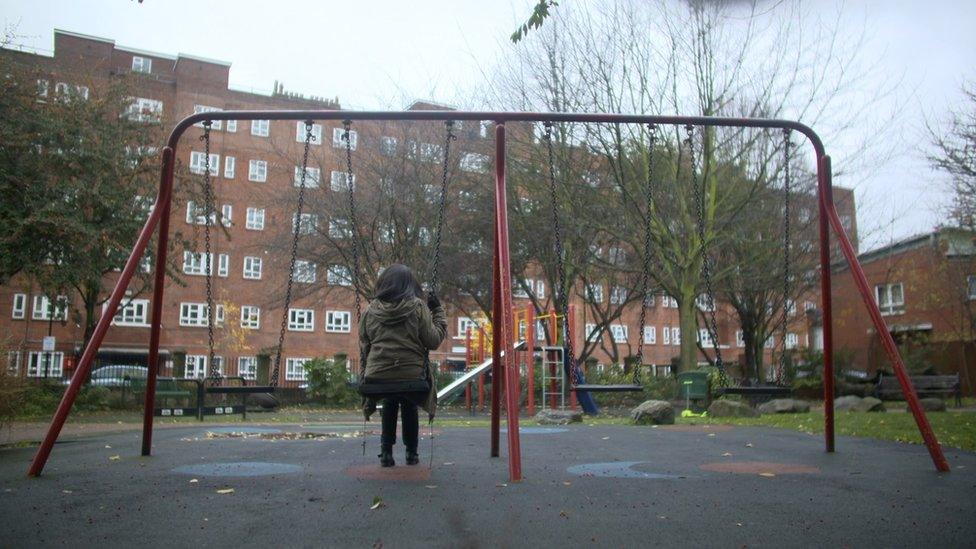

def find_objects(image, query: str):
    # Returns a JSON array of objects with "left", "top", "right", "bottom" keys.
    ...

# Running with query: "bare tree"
[{"left": 927, "top": 81, "right": 976, "bottom": 231}]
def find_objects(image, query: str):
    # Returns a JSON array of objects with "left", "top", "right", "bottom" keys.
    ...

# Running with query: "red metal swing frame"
[{"left": 27, "top": 111, "right": 951, "bottom": 480}]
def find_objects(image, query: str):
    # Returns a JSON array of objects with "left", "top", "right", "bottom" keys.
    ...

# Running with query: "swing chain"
[
  {"left": 544, "top": 122, "right": 581, "bottom": 384},
  {"left": 633, "top": 124, "right": 658, "bottom": 386},
  {"left": 430, "top": 120, "right": 457, "bottom": 294},
  {"left": 686, "top": 125, "right": 728, "bottom": 387},
  {"left": 778, "top": 130, "right": 794, "bottom": 380},
  {"left": 272, "top": 121, "right": 314, "bottom": 388},
  {"left": 201, "top": 123, "right": 221, "bottom": 384},
  {"left": 342, "top": 120, "right": 362, "bottom": 323}
]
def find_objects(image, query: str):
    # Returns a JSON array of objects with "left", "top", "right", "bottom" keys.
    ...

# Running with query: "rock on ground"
[
  {"left": 707, "top": 399, "right": 759, "bottom": 418},
  {"left": 834, "top": 395, "right": 886, "bottom": 412},
  {"left": 631, "top": 400, "right": 675, "bottom": 425},
  {"left": 757, "top": 398, "right": 811, "bottom": 414},
  {"left": 912, "top": 397, "right": 947, "bottom": 412},
  {"left": 534, "top": 409, "right": 583, "bottom": 425}
]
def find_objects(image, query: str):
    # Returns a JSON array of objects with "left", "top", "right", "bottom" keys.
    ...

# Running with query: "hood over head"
[{"left": 369, "top": 297, "right": 422, "bottom": 326}]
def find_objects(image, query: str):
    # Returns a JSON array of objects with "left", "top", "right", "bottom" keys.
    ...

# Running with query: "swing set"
[{"left": 27, "top": 110, "right": 950, "bottom": 482}]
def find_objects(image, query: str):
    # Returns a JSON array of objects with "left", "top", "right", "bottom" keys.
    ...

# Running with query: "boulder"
[
  {"left": 631, "top": 400, "right": 675, "bottom": 425},
  {"left": 834, "top": 395, "right": 863, "bottom": 412},
  {"left": 757, "top": 398, "right": 811, "bottom": 414},
  {"left": 534, "top": 409, "right": 583, "bottom": 425},
  {"left": 707, "top": 399, "right": 759, "bottom": 418},
  {"left": 858, "top": 396, "right": 886, "bottom": 412},
  {"left": 912, "top": 398, "right": 947, "bottom": 412}
]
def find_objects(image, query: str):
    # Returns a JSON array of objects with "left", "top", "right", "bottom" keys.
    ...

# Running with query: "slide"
[{"left": 436, "top": 340, "right": 527, "bottom": 401}]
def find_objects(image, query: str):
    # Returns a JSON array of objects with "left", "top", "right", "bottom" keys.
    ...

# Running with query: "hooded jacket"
[{"left": 359, "top": 297, "right": 447, "bottom": 419}]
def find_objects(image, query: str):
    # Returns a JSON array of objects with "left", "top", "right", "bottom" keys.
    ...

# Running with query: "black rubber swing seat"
[
  {"left": 205, "top": 385, "right": 277, "bottom": 395},
  {"left": 572, "top": 384, "right": 644, "bottom": 393}
]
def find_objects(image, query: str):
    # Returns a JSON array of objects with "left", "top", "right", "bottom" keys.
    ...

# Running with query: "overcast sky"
[{"left": 2, "top": 0, "right": 974, "bottom": 251}]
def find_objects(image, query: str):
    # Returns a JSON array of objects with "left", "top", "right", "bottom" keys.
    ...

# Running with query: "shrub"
[
  {"left": 0, "top": 367, "right": 27, "bottom": 430},
  {"left": 304, "top": 357, "right": 358, "bottom": 407}
]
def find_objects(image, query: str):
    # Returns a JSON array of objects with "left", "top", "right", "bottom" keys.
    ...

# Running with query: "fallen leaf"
[
  {"left": 559, "top": 511, "right": 568, "bottom": 518},
  {"left": 104, "top": 445, "right": 112, "bottom": 449},
  {"left": 62, "top": 490, "right": 73, "bottom": 494},
  {"left": 496, "top": 483, "right": 507, "bottom": 487},
  {"left": 370, "top": 496, "right": 385, "bottom": 510},
  {"left": 722, "top": 452, "right": 733, "bottom": 457},
  {"left": 424, "top": 485, "right": 437, "bottom": 489},
  {"left": 737, "top": 523, "right": 743, "bottom": 527},
  {"left": 563, "top": 481, "right": 572, "bottom": 486},
  {"left": 745, "top": 443, "right": 754, "bottom": 448},
  {"left": 707, "top": 433, "right": 716, "bottom": 437},
  {"left": 601, "top": 436, "right": 610, "bottom": 440},
  {"left": 189, "top": 479, "right": 199, "bottom": 484},
  {"left": 108, "top": 455, "right": 121, "bottom": 461},
  {"left": 216, "top": 488, "right": 235, "bottom": 494},
  {"left": 759, "top": 473, "right": 775, "bottom": 478},
  {"left": 443, "top": 462, "right": 454, "bottom": 466}
]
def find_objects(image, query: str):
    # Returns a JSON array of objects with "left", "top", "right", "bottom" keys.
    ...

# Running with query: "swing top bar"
[{"left": 167, "top": 110, "right": 827, "bottom": 159}]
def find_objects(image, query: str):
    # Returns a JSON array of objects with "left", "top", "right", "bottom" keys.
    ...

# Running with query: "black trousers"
[{"left": 380, "top": 397, "right": 419, "bottom": 450}]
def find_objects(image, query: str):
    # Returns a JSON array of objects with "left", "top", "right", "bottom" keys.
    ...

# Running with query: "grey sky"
[{"left": 2, "top": 0, "right": 974, "bottom": 251}]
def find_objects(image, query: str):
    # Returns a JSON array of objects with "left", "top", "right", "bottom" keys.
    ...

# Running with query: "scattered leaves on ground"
[
  {"left": 370, "top": 496, "right": 385, "bottom": 510},
  {"left": 108, "top": 455, "right": 120, "bottom": 461},
  {"left": 759, "top": 473, "right": 776, "bottom": 478},
  {"left": 189, "top": 479, "right": 198, "bottom": 484},
  {"left": 216, "top": 488, "right": 235, "bottom": 494}
]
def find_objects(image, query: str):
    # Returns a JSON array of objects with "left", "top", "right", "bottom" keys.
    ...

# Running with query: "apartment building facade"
[{"left": 2, "top": 29, "right": 860, "bottom": 386}]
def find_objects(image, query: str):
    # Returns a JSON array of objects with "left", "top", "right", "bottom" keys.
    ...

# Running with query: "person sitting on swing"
[{"left": 359, "top": 264, "right": 446, "bottom": 467}]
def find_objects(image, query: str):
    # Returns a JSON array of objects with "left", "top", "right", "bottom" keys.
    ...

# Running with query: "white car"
[{"left": 88, "top": 365, "right": 148, "bottom": 387}]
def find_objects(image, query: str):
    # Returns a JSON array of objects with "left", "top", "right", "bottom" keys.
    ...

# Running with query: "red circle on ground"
[
  {"left": 699, "top": 461, "right": 820, "bottom": 474},
  {"left": 344, "top": 464, "right": 432, "bottom": 481},
  {"left": 658, "top": 424, "right": 735, "bottom": 433}
]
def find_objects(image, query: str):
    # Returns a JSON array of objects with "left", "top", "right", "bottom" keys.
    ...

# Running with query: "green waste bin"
[{"left": 676, "top": 371, "right": 710, "bottom": 411}]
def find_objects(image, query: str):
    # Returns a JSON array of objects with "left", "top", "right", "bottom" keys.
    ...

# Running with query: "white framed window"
[
  {"left": 293, "top": 213, "right": 319, "bottom": 235},
  {"left": 513, "top": 278, "right": 532, "bottom": 299},
  {"left": 295, "top": 260, "right": 316, "bottom": 283},
  {"left": 240, "top": 306, "right": 260, "bottom": 329},
  {"left": 662, "top": 295, "right": 678, "bottom": 309},
  {"left": 610, "top": 324, "right": 628, "bottom": 343},
  {"left": 225, "top": 119, "right": 237, "bottom": 133},
  {"left": 479, "top": 121, "right": 492, "bottom": 138},
  {"left": 179, "top": 302, "right": 223, "bottom": 327},
  {"left": 584, "top": 323, "right": 601, "bottom": 343},
  {"left": 610, "top": 286, "right": 628, "bottom": 305},
  {"left": 378, "top": 222, "right": 395, "bottom": 244},
  {"left": 32, "top": 295, "right": 68, "bottom": 321},
  {"left": 663, "top": 326, "right": 671, "bottom": 345},
  {"left": 189, "top": 151, "right": 220, "bottom": 175},
  {"left": 607, "top": 247, "right": 627, "bottom": 266},
  {"left": 245, "top": 207, "right": 265, "bottom": 230},
  {"left": 785, "top": 332, "right": 799, "bottom": 350},
  {"left": 294, "top": 165, "right": 321, "bottom": 188},
  {"left": 37, "top": 79, "right": 49, "bottom": 98},
  {"left": 804, "top": 301, "right": 816, "bottom": 312},
  {"left": 534, "top": 320, "right": 547, "bottom": 341},
  {"left": 218, "top": 254, "right": 229, "bottom": 277},
  {"left": 12, "top": 293, "right": 26, "bottom": 319},
  {"left": 786, "top": 299, "right": 797, "bottom": 316},
  {"left": 193, "top": 105, "right": 223, "bottom": 130},
  {"left": 765, "top": 334, "right": 776, "bottom": 349},
  {"left": 185, "top": 354, "right": 208, "bottom": 378},
  {"left": 328, "top": 218, "right": 352, "bottom": 239},
  {"left": 55, "top": 82, "right": 89, "bottom": 101},
  {"left": 379, "top": 136, "right": 397, "bottom": 156},
  {"left": 112, "top": 299, "right": 149, "bottom": 326},
  {"left": 327, "top": 265, "right": 352, "bottom": 286},
  {"left": 248, "top": 159, "right": 268, "bottom": 182},
  {"left": 126, "top": 97, "right": 163, "bottom": 122},
  {"left": 698, "top": 329, "right": 714, "bottom": 347},
  {"left": 7, "top": 351, "right": 22, "bottom": 375},
  {"left": 670, "top": 327, "right": 681, "bottom": 346},
  {"left": 643, "top": 293, "right": 656, "bottom": 307},
  {"left": 643, "top": 326, "right": 656, "bottom": 345},
  {"left": 460, "top": 153, "right": 489, "bottom": 173},
  {"left": 332, "top": 127, "right": 358, "bottom": 149},
  {"left": 695, "top": 294, "right": 715, "bottom": 312},
  {"left": 28, "top": 352, "right": 64, "bottom": 378},
  {"left": 220, "top": 204, "right": 232, "bottom": 227},
  {"left": 586, "top": 284, "right": 604, "bottom": 303},
  {"left": 408, "top": 141, "right": 443, "bottom": 163},
  {"left": 251, "top": 119, "right": 270, "bottom": 137},
  {"left": 296, "top": 122, "right": 322, "bottom": 144},
  {"left": 330, "top": 170, "right": 356, "bottom": 192},
  {"left": 875, "top": 282, "right": 905, "bottom": 315},
  {"left": 185, "top": 201, "right": 209, "bottom": 225},
  {"left": 223, "top": 156, "right": 236, "bottom": 179},
  {"left": 182, "top": 251, "right": 214, "bottom": 276},
  {"left": 237, "top": 356, "right": 257, "bottom": 380},
  {"left": 967, "top": 275, "right": 975, "bottom": 300},
  {"left": 736, "top": 330, "right": 745, "bottom": 348},
  {"left": 536, "top": 280, "right": 546, "bottom": 299},
  {"left": 457, "top": 317, "right": 478, "bottom": 339},
  {"left": 243, "top": 256, "right": 263, "bottom": 279},
  {"left": 286, "top": 357, "right": 310, "bottom": 381},
  {"left": 288, "top": 309, "right": 314, "bottom": 331},
  {"left": 325, "top": 310, "right": 351, "bottom": 333}
]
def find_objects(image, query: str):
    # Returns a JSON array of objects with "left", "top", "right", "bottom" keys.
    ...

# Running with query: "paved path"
[{"left": 1, "top": 422, "right": 974, "bottom": 548}]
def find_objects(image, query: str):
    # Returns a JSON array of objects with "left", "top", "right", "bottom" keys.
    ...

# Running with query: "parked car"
[{"left": 89, "top": 365, "right": 148, "bottom": 387}]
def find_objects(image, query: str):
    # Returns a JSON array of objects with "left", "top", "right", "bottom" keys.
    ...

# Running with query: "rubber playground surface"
[{"left": 1, "top": 421, "right": 974, "bottom": 548}]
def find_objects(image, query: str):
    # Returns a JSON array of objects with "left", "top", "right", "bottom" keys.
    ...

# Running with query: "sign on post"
[{"left": 42, "top": 336, "right": 56, "bottom": 352}]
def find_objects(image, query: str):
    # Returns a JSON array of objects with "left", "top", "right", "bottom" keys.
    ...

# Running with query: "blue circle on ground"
[
  {"left": 567, "top": 462, "right": 681, "bottom": 479},
  {"left": 205, "top": 427, "right": 283, "bottom": 435},
  {"left": 173, "top": 462, "right": 303, "bottom": 477},
  {"left": 501, "top": 427, "right": 568, "bottom": 434}
]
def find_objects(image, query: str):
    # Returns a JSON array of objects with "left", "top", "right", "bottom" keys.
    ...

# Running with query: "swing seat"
[{"left": 572, "top": 384, "right": 643, "bottom": 393}]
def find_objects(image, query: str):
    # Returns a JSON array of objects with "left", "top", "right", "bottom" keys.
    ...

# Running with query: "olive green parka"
[{"left": 359, "top": 297, "right": 447, "bottom": 420}]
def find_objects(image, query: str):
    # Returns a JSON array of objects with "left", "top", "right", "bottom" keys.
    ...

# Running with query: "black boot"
[
  {"left": 406, "top": 447, "right": 419, "bottom": 466},
  {"left": 378, "top": 445, "right": 395, "bottom": 467}
]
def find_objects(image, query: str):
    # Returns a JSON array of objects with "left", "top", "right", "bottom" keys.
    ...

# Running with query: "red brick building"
[
  {"left": 1, "top": 29, "right": 861, "bottom": 386},
  {"left": 832, "top": 227, "right": 976, "bottom": 395}
]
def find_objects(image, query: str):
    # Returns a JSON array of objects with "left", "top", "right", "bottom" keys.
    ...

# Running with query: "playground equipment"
[{"left": 27, "top": 110, "right": 950, "bottom": 483}]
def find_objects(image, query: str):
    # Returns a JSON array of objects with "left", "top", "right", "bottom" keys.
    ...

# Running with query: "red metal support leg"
[
  {"left": 819, "top": 157, "right": 950, "bottom": 472},
  {"left": 28, "top": 148, "right": 174, "bottom": 477},
  {"left": 526, "top": 306, "right": 535, "bottom": 417},
  {"left": 490, "top": 208, "right": 502, "bottom": 458},
  {"left": 142, "top": 147, "right": 176, "bottom": 456},
  {"left": 494, "top": 123, "right": 522, "bottom": 482},
  {"left": 817, "top": 155, "right": 835, "bottom": 453}
]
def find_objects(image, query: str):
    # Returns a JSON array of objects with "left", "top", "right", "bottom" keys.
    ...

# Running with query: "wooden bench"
[
  {"left": 876, "top": 373, "right": 962, "bottom": 407},
  {"left": 128, "top": 377, "right": 193, "bottom": 404},
  {"left": 717, "top": 385, "right": 793, "bottom": 407}
]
